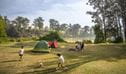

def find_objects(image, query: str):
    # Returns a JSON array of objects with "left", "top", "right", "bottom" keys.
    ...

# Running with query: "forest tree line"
[
  {"left": 0, "top": 16, "right": 94, "bottom": 42},
  {"left": 1, "top": 0, "right": 125, "bottom": 43},
  {"left": 87, "top": 0, "right": 126, "bottom": 43}
]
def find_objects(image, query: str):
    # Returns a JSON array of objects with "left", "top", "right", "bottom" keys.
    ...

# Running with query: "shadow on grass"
[
  {"left": 25, "top": 50, "right": 50, "bottom": 55},
  {"left": 21, "top": 45, "right": 126, "bottom": 74},
  {"left": 0, "top": 59, "right": 19, "bottom": 63},
  {"left": 9, "top": 42, "right": 36, "bottom": 48},
  {"left": 21, "top": 58, "right": 96, "bottom": 74},
  {"left": 9, "top": 50, "right": 49, "bottom": 55}
]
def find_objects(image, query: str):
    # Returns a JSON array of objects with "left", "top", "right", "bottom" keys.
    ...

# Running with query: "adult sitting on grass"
[
  {"left": 80, "top": 41, "right": 85, "bottom": 51},
  {"left": 75, "top": 41, "right": 81, "bottom": 51},
  {"left": 69, "top": 41, "right": 85, "bottom": 51},
  {"left": 69, "top": 41, "right": 81, "bottom": 51},
  {"left": 18, "top": 46, "right": 24, "bottom": 61}
]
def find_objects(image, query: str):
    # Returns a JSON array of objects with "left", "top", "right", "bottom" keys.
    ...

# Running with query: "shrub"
[
  {"left": 83, "top": 40, "right": 92, "bottom": 44},
  {"left": 16, "top": 38, "right": 22, "bottom": 42},
  {"left": 9, "top": 38, "right": 16, "bottom": 42},
  {"left": 113, "top": 36, "right": 123, "bottom": 43},
  {"left": 39, "top": 31, "right": 65, "bottom": 42},
  {"left": 0, "top": 37, "right": 8, "bottom": 43},
  {"left": 32, "top": 37, "right": 38, "bottom": 41}
]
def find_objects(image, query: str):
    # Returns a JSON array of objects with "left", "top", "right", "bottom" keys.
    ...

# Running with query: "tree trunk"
[{"left": 123, "top": 17, "right": 126, "bottom": 41}]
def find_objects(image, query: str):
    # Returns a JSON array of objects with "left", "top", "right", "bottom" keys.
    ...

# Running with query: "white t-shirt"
[
  {"left": 19, "top": 49, "right": 24, "bottom": 54},
  {"left": 58, "top": 55, "right": 64, "bottom": 64}
]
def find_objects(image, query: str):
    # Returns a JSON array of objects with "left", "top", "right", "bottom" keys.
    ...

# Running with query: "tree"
[
  {"left": 60, "top": 23, "right": 68, "bottom": 31},
  {"left": 6, "top": 24, "right": 20, "bottom": 37},
  {"left": 65, "top": 24, "right": 72, "bottom": 37},
  {"left": 0, "top": 16, "right": 7, "bottom": 43},
  {"left": 13, "top": 16, "right": 30, "bottom": 37},
  {"left": 49, "top": 19, "right": 60, "bottom": 31},
  {"left": 33, "top": 17, "right": 44, "bottom": 30},
  {"left": 80, "top": 26, "right": 90, "bottom": 37},
  {"left": 0, "top": 16, "right": 7, "bottom": 37},
  {"left": 66, "top": 24, "right": 81, "bottom": 37},
  {"left": 118, "top": 0, "right": 126, "bottom": 41},
  {"left": 71, "top": 24, "right": 81, "bottom": 37},
  {"left": 87, "top": 0, "right": 124, "bottom": 43},
  {"left": 93, "top": 24, "right": 104, "bottom": 43}
]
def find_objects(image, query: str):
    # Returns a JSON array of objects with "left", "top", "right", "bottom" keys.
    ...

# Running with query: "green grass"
[{"left": 0, "top": 41, "right": 126, "bottom": 74}]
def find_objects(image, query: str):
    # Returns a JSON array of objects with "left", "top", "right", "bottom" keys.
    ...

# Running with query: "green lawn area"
[{"left": 0, "top": 41, "right": 126, "bottom": 74}]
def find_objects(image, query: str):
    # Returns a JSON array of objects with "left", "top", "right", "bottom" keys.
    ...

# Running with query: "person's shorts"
[
  {"left": 19, "top": 54, "right": 23, "bottom": 56},
  {"left": 58, "top": 61, "right": 64, "bottom": 64}
]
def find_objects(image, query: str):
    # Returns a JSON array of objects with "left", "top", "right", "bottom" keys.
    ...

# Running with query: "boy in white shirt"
[
  {"left": 56, "top": 53, "right": 64, "bottom": 70},
  {"left": 19, "top": 46, "right": 24, "bottom": 61}
]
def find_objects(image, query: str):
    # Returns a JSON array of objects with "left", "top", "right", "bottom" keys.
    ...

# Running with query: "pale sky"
[{"left": 0, "top": 0, "right": 94, "bottom": 27}]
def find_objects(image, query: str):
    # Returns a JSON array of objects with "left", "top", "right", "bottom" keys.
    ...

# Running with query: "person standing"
[
  {"left": 56, "top": 53, "right": 65, "bottom": 70},
  {"left": 18, "top": 46, "right": 24, "bottom": 61}
]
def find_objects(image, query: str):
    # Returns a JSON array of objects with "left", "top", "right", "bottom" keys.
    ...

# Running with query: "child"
[
  {"left": 19, "top": 46, "right": 24, "bottom": 61},
  {"left": 56, "top": 53, "right": 64, "bottom": 70},
  {"left": 38, "top": 60, "right": 44, "bottom": 67}
]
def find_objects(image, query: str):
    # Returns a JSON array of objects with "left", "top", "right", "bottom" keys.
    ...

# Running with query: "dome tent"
[{"left": 33, "top": 40, "right": 50, "bottom": 53}]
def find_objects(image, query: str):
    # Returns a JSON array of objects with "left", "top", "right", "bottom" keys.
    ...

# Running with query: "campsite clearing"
[{"left": 0, "top": 41, "right": 126, "bottom": 74}]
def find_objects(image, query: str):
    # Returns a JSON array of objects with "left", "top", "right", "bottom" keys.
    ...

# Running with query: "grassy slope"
[{"left": 0, "top": 42, "right": 126, "bottom": 74}]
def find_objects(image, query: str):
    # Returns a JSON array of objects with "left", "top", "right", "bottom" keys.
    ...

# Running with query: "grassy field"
[{"left": 0, "top": 41, "right": 126, "bottom": 74}]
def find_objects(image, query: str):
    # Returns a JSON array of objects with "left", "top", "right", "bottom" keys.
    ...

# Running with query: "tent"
[
  {"left": 48, "top": 40, "right": 58, "bottom": 48},
  {"left": 32, "top": 40, "right": 50, "bottom": 53}
]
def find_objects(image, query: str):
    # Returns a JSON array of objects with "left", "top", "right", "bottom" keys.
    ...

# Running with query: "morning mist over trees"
[
  {"left": 1, "top": 0, "right": 126, "bottom": 43},
  {"left": 0, "top": 0, "right": 126, "bottom": 74}
]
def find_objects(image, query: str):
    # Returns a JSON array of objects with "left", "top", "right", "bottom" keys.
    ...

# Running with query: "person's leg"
[
  {"left": 61, "top": 64, "right": 64, "bottom": 69},
  {"left": 19, "top": 56, "right": 21, "bottom": 61},
  {"left": 19, "top": 55, "right": 23, "bottom": 61},
  {"left": 56, "top": 63, "right": 61, "bottom": 70},
  {"left": 58, "top": 63, "right": 61, "bottom": 68}
]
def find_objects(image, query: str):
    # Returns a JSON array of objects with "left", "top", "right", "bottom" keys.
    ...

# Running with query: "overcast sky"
[{"left": 0, "top": 0, "right": 93, "bottom": 27}]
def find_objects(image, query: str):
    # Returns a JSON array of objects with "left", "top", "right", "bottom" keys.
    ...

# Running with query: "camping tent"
[
  {"left": 33, "top": 40, "right": 50, "bottom": 53},
  {"left": 48, "top": 40, "right": 58, "bottom": 48}
]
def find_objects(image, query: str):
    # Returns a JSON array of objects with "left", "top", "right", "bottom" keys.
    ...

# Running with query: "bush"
[
  {"left": 15, "top": 37, "right": 37, "bottom": 42},
  {"left": 9, "top": 38, "right": 16, "bottom": 42},
  {"left": 16, "top": 38, "right": 22, "bottom": 42},
  {"left": 107, "top": 36, "right": 123, "bottom": 43},
  {"left": 0, "top": 37, "right": 8, "bottom": 43},
  {"left": 94, "top": 36, "right": 105, "bottom": 43},
  {"left": 21, "top": 37, "right": 33, "bottom": 41},
  {"left": 113, "top": 36, "right": 123, "bottom": 43},
  {"left": 32, "top": 37, "right": 38, "bottom": 41},
  {"left": 83, "top": 40, "right": 92, "bottom": 44},
  {"left": 39, "top": 31, "right": 65, "bottom": 42}
]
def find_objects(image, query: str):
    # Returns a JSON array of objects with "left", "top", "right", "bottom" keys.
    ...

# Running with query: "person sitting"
[
  {"left": 69, "top": 41, "right": 81, "bottom": 51},
  {"left": 75, "top": 42, "right": 81, "bottom": 51},
  {"left": 80, "top": 42, "right": 85, "bottom": 51}
]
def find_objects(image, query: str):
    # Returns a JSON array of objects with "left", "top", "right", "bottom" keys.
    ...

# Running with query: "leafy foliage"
[
  {"left": 0, "top": 16, "right": 7, "bottom": 37},
  {"left": 33, "top": 17, "right": 44, "bottom": 30},
  {"left": 39, "top": 31, "right": 65, "bottom": 42},
  {"left": 0, "top": 16, "right": 7, "bottom": 43},
  {"left": 49, "top": 19, "right": 60, "bottom": 31},
  {"left": 83, "top": 40, "right": 92, "bottom": 44},
  {"left": 87, "top": 0, "right": 126, "bottom": 43},
  {"left": 113, "top": 36, "right": 123, "bottom": 43},
  {"left": 93, "top": 24, "right": 104, "bottom": 43}
]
